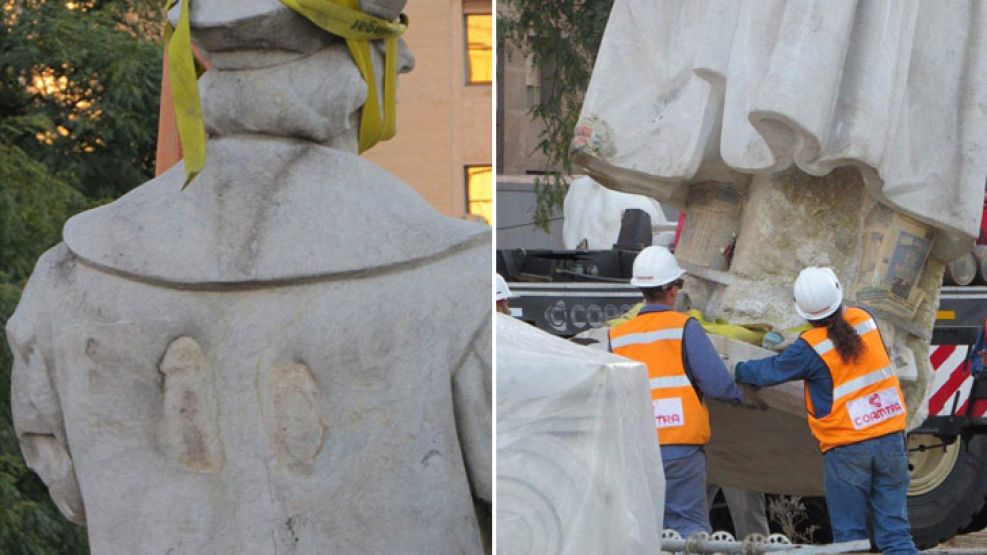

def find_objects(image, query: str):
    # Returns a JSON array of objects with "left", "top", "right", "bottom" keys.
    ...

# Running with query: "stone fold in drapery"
[{"left": 573, "top": 0, "right": 987, "bottom": 262}]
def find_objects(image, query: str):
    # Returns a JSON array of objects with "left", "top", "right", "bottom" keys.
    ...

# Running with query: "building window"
[
  {"left": 466, "top": 165, "right": 492, "bottom": 224},
  {"left": 465, "top": 14, "right": 492, "bottom": 84},
  {"left": 524, "top": 53, "right": 557, "bottom": 110},
  {"left": 524, "top": 54, "right": 539, "bottom": 110}
]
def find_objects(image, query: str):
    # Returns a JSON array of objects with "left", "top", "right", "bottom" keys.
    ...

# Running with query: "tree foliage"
[
  {"left": 499, "top": 0, "right": 613, "bottom": 230},
  {"left": 0, "top": 1, "right": 163, "bottom": 552},
  {"left": 2, "top": 0, "right": 163, "bottom": 199}
]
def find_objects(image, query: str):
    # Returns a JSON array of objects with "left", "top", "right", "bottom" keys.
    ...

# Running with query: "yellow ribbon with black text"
[
  {"left": 279, "top": 0, "right": 407, "bottom": 153},
  {"left": 163, "top": 0, "right": 407, "bottom": 186}
]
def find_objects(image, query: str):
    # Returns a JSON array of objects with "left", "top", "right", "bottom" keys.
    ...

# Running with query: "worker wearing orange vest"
[
  {"left": 609, "top": 246, "right": 744, "bottom": 537},
  {"left": 735, "top": 267, "right": 918, "bottom": 554}
]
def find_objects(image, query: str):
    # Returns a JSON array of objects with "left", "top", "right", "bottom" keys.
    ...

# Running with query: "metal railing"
[{"left": 660, "top": 529, "right": 872, "bottom": 555}]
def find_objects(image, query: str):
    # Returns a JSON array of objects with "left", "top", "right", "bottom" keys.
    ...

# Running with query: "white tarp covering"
[
  {"left": 573, "top": 0, "right": 987, "bottom": 261},
  {"left": 562, "top": 176, "right": 674, "bottom": 250},
  {"left": 496, "top": 314, "right": 664, "bottom": 554}
]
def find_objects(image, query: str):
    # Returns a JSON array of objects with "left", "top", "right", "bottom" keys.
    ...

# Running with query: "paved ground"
[
  {"left": 846, "top": 530, "right": 987, "bottom": 554},
  {"left": 925, "top": 530, "right": 987, "bottom": 553}
]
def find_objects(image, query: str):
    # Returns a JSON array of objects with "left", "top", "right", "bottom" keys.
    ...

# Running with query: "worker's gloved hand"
[{"left": 737, "top": 383, "right": 768, "bottom": 411}]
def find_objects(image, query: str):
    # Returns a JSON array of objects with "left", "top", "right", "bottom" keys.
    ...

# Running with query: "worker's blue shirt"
[
  {"left": 615, "top": 304, "right": 744, "bottom": 460},
  {"left": 735, "top": 338, "right": 834, "bottom": 418}
]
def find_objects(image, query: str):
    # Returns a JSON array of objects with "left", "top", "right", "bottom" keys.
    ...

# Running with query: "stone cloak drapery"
[{"left": 573, "top": 0, "right": 987, "bottom": 261}]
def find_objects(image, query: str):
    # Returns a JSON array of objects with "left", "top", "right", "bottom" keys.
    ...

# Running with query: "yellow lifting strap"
[
  {"left": 607, "top": 302, "right": 643, "bottom": 327},
  {"left": 607, "top": 304, "right": 809, "bottom": 347},
  {"left": 163, "top": 0, "right": 205, "bottom": 187},
  {"left": 163, "top": 0, "right": 407, "bottom": 186},
  {"left": 279, "top": 0, "right": 407, "bottom": 153},
  {"left": 685, "top": 309, "right": 769, "bottom": 346}
]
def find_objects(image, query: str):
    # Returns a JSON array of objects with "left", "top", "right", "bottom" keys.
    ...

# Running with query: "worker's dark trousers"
[
  {"left": 822, "top": 433, "right": 918, "bottom": 555},
  {"left": 663, "top": 449, "right": 711, "bottom": 536}
]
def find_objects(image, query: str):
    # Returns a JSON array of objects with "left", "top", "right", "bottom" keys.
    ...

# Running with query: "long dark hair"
[{"left": 814, "top": 307, "right": 864, "bottom": 363}]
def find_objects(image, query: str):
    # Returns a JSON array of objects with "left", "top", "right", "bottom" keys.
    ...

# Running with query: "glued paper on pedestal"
[{"left": 856, "top": 211, "right": 934, "bottom": 320}]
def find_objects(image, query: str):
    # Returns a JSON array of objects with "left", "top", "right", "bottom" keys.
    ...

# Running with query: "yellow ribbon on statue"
[
  {"left": 163, "top": 0, "right": 407, "bottom": 186},
  {"left": 163, "top": 0, "right": 205, "bottom": 187},
  {"left": 279, "top": 0, "right": 407, "bottom": 153}
]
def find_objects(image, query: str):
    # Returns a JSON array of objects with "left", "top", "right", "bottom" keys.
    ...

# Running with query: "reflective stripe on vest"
[
  {"left": 609, "top": 310, "right": 711, "bottom": 446},
  {"left": 801, "top": 307, "right": 906, "bottom": 452},
  {"left": 811, "top": 319, "right": 878, "bottom": 358},
  {"left": 651, "top": 375, "right": 693, "bottom": 389},
  {"left": 610, "top": 328, "right": 684, "bottom": 349},
  {"left": 832, "top": 365, "right": 893, "bottom": 401}
]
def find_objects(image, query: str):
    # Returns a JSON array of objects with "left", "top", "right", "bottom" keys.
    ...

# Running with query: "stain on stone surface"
[
  {"left": 158, "top": 337, "right": 222, "bottom": 472},
  {"left": 286, "top": 516, "right": 299, "bottom": 544},
  {"left": 272, "top": 514, "right": 304, "bottom": 553},
  {"left": 85, "top": 338, "right": 97, "bottom": 357},
  {"left": 421, "top": 449, "right": 442, "bottom": 467},
  {"left": 261, "top": 361, "right": 326, "bottom": 473}
]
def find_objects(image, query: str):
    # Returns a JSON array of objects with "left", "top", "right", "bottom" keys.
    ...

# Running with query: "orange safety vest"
[
  {"left": 609, "top": 310, "right": 711, "bottom": 446},
  {"left": 801, "top": 307, "right": 907, "bottom": 452}
]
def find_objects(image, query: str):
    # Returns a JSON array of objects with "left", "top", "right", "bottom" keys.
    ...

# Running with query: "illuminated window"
[
  {"left": 466, "top": 165, "right": 492, "bottom": 224},
  {"left": 465, "top": 14, "right": 492, "bottom": 84}
]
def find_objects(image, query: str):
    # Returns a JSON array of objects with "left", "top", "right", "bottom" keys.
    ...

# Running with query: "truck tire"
[
  {"left": 959, "top": 503, "right": 987, "bottom": 535},
  {"left": 908, "top": 433, "right": 987, "bottom": 549}
]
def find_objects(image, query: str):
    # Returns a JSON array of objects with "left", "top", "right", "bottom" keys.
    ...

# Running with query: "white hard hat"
[
  {"left": 496, "top": 274, "right": 518, "bottom": 301},
  {"left": 793, "top": 266, "right": 843, "bottom": 321},
  {"left": 630, "top": 246, "right": 686, "bottom": 288}
]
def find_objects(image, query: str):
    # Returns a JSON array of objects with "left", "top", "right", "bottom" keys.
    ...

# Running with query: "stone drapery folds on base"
[{"left": 574, "top": 0, "right": 987, "bottom": 262}]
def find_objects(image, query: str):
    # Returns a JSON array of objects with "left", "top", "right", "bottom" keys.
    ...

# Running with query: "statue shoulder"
[
  {"left": 5, "top": 243, "right": 76, "bottom": 363},
  {"left": 63, "top": 142, "right": 488, "bottom": 287}
]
